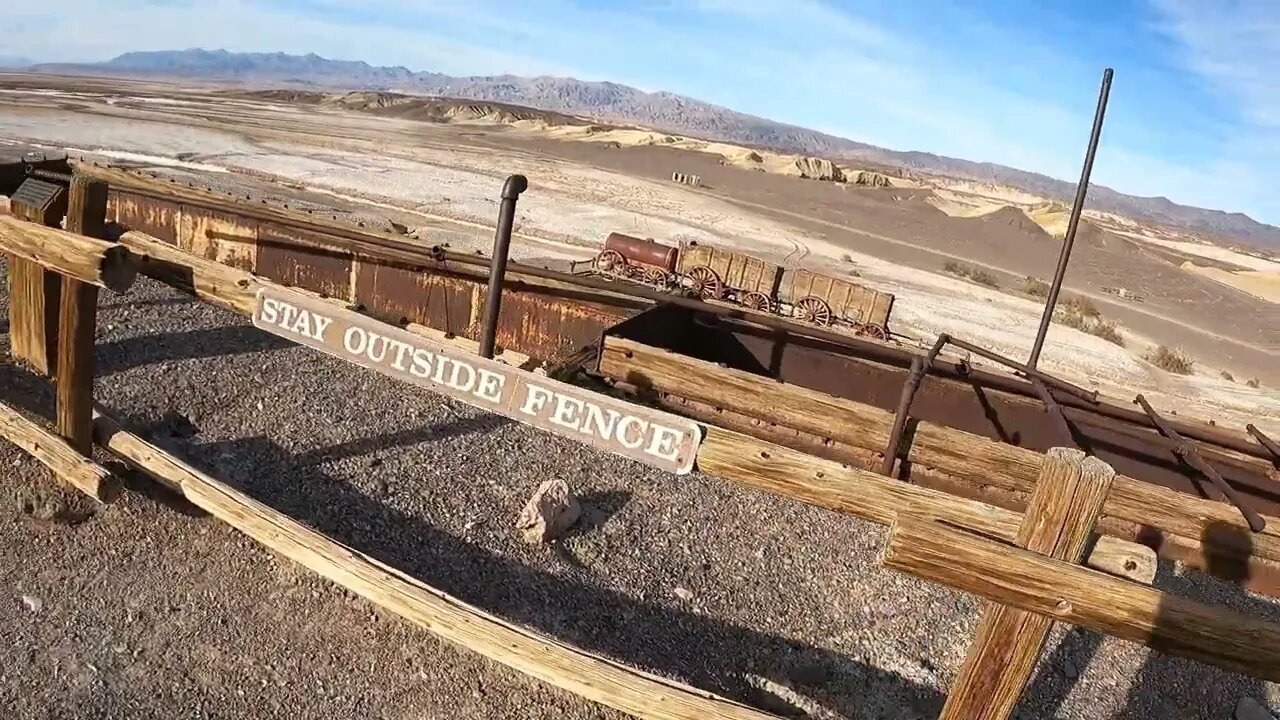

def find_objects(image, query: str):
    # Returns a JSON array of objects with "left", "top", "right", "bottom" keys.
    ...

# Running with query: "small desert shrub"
[
  {"left": 1053, "top": 297, "right": 1124, "bottom": 346},
  {"left": 1021, "top": 276, "right": 1049, "bottom": 297},
  {"left": 1221, "top": 370, "right": 1235, "bottom": 382},
  {"left": 1247, "top": 378, "right": 1261, "bottom": 388},
  {"left": 969, "top": 269, "right": 1000, "bottom": 288},
  {"left": 943, "top": 261, "right": 999, "bottom": 288},
  {"left": 1144, "top": 345, "right": 1194, "bottom": 375}
]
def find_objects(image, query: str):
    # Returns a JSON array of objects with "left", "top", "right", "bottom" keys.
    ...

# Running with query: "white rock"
[
  {"left": 673, "top": 587, "right": 694, "bottom": 602},
  {"left": 21, "top": 595, "right": 43, "bottom": 613},
  {"left": 515, "top": 480, "right": 581, "bottom": 544},
  {"left": 1237, "top": 697, "right": 1277, "bottom": 720}
]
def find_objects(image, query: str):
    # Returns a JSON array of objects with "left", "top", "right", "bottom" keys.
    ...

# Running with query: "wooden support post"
[
  {"left": 937, "top": 448, "right": 1114, "bottom": 720},
  {"left": 6, "top": 257, "right": 61, "bottom": 374},
  {"left": 89, "top": 411, "right": 779, "bottom": 720},
  {"left": 56, "top": 176, "right": 110, "bottom": 453},
  {"left": 884, "top": 517, "right": 1280, "bottom": 682},
  {"left": 0, "top": 400, "right": 115, "bottom": 501}
]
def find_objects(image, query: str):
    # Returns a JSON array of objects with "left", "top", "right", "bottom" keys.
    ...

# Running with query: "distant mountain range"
[
  {"left": 26, "top": 48, "right": 1280, "bottom": 249},
  {"left": 0, "top": 56, "right": 34, "bottom": 68}
]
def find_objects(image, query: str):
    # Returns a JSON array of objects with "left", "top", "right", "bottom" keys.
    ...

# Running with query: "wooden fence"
[{"left": 2, "top": 173, "right": 1276, "bottom": 720}]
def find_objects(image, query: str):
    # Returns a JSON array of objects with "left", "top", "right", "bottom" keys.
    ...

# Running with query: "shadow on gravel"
[
  {"left": 150, "top": 429, "right": 944, "bottom": 719},
  {"left": 1019, "top": 522, "right": 1275, "bottom": 719},
  {"left": 95, "top": 325, "right": 294, "bottom": 375},
  {"left": 293, "top": 414, "right": 512, "bottom": 466}
]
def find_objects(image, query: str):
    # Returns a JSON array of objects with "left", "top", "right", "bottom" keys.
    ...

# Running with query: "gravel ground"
[{"left": 3, "top": 263, "right": 1280, "bottom": 719}]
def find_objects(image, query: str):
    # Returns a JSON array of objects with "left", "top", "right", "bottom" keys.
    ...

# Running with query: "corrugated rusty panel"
[
  {"left": 256, "top": 225, "right": 354, "bottom": 299},
  {"left": 178, "top": 205, "right": 258, "bottom": 272},
  {"left": 108, "top": 191, "right": 181, "bottom": 243},
  {"left": 353, "top": 261, "right": 474, "bottom": 334},
  {"left": 490, "top": 289, "right": 625, "bottom": 362}
]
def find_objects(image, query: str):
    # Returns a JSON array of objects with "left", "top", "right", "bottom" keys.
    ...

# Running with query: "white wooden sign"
[{"left": 252, "top": 287, "right": 703, "bottom": 474}]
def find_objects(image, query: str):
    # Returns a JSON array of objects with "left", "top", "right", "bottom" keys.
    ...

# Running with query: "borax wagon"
[{"left": 591, "top": 232, "right": 895, "bottom": 339}]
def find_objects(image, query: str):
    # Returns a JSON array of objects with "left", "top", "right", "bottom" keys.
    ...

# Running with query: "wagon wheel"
[
  {"left": 794, "top": 296, "right": 833, "bottom": 326},
  {"left": 686, "top": 265, "right": 723, "bottom": 299},
  {"left": 641, "top": 267, "right": 671, "bottom": 288},
  {"left": 858, "top": 324, "right": 889, "bottom": 341},
  {"left": 741, "top": 291, "right": 772, "bottom": 313},
  {"left": 593, "top": 249, "right": 626, "bottom": 276}
]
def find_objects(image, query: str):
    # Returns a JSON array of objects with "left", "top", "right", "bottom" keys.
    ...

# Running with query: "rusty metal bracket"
[
  {"left": 1136, "top": 395, "right": 1265, "bottom": 532},
  {"left": 1248, "top": 424, "right": 1280, "bottom": 462},
  {"left": 477, "top": 175, "right": 528, "bottom": 359},
  {"left": 880, "top": 334, "right": 949, "bottom": 476}
]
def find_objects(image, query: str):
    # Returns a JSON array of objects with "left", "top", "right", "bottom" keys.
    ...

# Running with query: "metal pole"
[
  {"left": 1027, "top": 68, "right": 1114, "bottom": 370},
  {"left": 477, "top": 174, "right": 529, "bottom": 359}
]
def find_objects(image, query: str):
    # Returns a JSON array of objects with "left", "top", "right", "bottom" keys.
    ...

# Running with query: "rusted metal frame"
[
  {"left": 478, "top": 175, "right": 528, "bottom": 359},
  {"left": 1029, "top": 378, "right": 1076, "bottom": 448},
  {"left": 879, "top": 334, "right": 949, "bottom": 476},
  {"left": 944, "top": 335, "right": 1099, "bottom": 404},
  {"left": 1027, "top": 68, "right": 1113, "bottom": 370},
  {"left": 1248, "top": 425, "right": 1280, "bottom": 462},
  {"left": 102, "top": 171, "right": 1273, "bottom": 461},
  {"left": 1135, "top": 394, "right": 1265, "bottom": 532}
]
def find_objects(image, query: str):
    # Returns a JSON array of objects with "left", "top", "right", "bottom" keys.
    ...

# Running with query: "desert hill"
[{"left": 24, "top": 48, "right": 1280, "bottom": 251}]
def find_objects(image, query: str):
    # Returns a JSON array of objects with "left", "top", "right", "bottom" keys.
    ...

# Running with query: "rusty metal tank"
[{"left": 604, "top": 232, "right": 679, "bottom": 273}]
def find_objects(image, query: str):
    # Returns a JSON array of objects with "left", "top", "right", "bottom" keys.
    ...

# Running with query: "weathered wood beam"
[
  {"left": 56, "top": 176, "right": 110, "bottom": 453},
  {"left": 883, "top": 517, "right": 1280, "bottom": 683},
  {"left": 89, "top": 411, "right": 780, "bottom": 720},
  {"left": 0, "top": 400, "right": 116, "bottom": 501},
  {"left": 940, "top": 448, "right": 1114, "bottom": 720},
  {"left": 7, "top": 257, "right": 61, "bottom": 374},
  {"left": 601, "top": 337, "right": 1280, "bottom": 586},
  {"left": 0, "top": 214, "right": 136, "bottom": 293},
  {"left": 699, "top": 427, "right": 1155, "bottom": 583}
]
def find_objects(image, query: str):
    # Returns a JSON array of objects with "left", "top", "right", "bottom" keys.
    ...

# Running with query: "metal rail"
[
  {"left": 1030, "top": 379, "right": 1076, "bottom": 448},
  {"left": 880, "top": 336, "right": 947, "bottom": 476},
  {"left": 1136, "top": 394, "right": 1264, "bottom": 532},
  {"left": 1249, "top": 424, "right": 1280, "bottom": 462},
  {"left": 1027, "top": 68, "right": 1113, "bottom": 370}
]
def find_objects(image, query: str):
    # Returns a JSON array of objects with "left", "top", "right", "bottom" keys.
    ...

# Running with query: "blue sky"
[{"left": 3, "top": 1, "right": 1276, "bottom": 224}]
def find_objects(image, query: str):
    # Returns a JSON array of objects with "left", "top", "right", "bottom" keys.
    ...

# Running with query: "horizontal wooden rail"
[
  {"left": 600, "top": 337, "right": 1280, "bottom": 590},
  {"left": 0, "top": 400, "right": 116, "bottom": 501},
  {"left": 0, "top": 215, "right": 136, "bottom": 293},
  {"left": 699, "top": 427, "right": 1154, "bottom": 583},
  {"left": 90, "top": 411, "right": 779, "bottom": 720},
  {"left": 884, "top": 517, "right": 1280, "bottom": 682}
]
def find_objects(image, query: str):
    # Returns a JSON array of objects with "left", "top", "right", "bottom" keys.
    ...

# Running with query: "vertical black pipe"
[
  {"left": 478, "top": 174, "right": 529, "bottom": 359},
  {"left": 1027, "top": 68, "right": 1114, "bottom": 370}
]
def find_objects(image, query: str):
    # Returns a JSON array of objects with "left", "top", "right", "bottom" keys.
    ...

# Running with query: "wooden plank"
[
  {"left": 0, "top": 400, "right": 115, "bottom": 501},
  {"left": 56, "top": 176, "right": 109, "bottom": 453},
  {"left": 0, "top": 214, "right": 136, "bottom": 292},
  {"left": 699, "top": 427, "right": 1154, "bottom": 583},
  {"left": 7, "top": 256, "right": 61, "bottom": 374},
  {"left": 940, "top": 448, "right": 1115, "bottom": 720},
  {"left": 89, "top": 411, "right": 780, "bottom": 720},
  {"left": 600, "top": 337, "right": 1280, "bottom": 575},
  {"left": 884, "top": 517, "right": 1280, "bottom": 683}
]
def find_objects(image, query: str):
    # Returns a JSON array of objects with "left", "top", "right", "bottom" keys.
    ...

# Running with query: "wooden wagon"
[
  {"left": 779, "top": 268, "right": 895, "bottom": 337},
  {"left": 675, "top": 241, "right": 783, "bottom": 310}
]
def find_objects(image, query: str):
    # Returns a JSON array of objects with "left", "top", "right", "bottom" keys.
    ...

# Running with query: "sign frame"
[{"left": 251, "top": 287, "right": 703, "bottom": 474}]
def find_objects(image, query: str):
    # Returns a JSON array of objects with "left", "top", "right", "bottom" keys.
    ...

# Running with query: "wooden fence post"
[
  {"left": 938, "top": 447, "right": 1115, "bottom": 720},
  {"left": 55, "top": 176, "right": 109, "bottom": 453}
]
